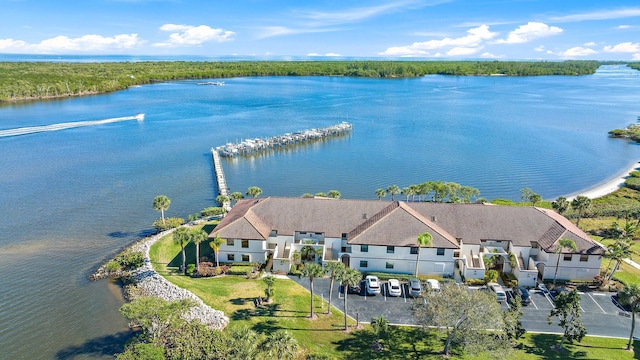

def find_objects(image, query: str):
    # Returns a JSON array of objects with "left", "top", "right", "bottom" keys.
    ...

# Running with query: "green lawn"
[{"left": 148, "top": 223, "right": 640, "bottom": 359}]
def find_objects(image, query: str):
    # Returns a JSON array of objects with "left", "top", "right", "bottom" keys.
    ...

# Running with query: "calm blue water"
[{"left": 1, "top": 64, "right": 639, "bottom": 359}]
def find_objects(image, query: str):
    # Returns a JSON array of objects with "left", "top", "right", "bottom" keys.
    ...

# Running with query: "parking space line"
[
  {"left": 577, "top": 292, "right": 586, "bottom": 312},
  {"left": 530, "top": 297, "right": 538, "bottom": 310},
  {"left": 587, "top": 293, "right": 606, "bottom": 314},
  {"left": 544, "top": 293, "right": 555, "bottom": 308}
]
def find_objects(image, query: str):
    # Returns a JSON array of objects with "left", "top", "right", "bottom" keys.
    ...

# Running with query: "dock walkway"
[{"left": 211, "top": 149, "right": 231, "bottom": 210}]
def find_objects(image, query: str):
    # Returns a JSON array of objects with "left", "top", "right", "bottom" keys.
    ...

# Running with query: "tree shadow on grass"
[
  {"left": 54, "top": 331, "right": 134, "bottom": 360},
  {"left": 524, "top": 333, "right": 588, "bottom": 359},
  {"left": 333, "top": 326, "right": 442, "bottom": 360}
]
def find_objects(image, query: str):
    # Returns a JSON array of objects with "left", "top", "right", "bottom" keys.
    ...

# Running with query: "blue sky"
[{"left": 1, "top": 0, "right": 639, "bottom": 60}]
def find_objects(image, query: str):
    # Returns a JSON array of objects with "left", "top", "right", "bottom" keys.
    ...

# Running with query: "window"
[
  {"left": 342, "top": 233, "right": 348, "bottom": 240},
  {"left": 361, "top": 245, "right": 369, "bottom": 253},
  {"left": 360, "top": 260, "right": 368, "bottom": 268},
  {"left": 410, "top": 247, "right": 418, "bottom": 255},
  {"left": 227, "top": 254, "right": 235, "bottom": 261},
  {"left": 453, "top": 251, "right": 460, "bottom": 258},
  {"left": 437, "top": 248, "right": 445, "bottom": 256},
  {"left": 387, "top": 246, "right": 395, "bottom": 254},
  {"left": 386, "top": 262, "right": 394, "bottom": 269},
  {"left": 241, "top": 240, "right": 249, "bottom": 248},
  {"left": 563, "top": 253, "right": 572, "bottom": 261},
  {"left": 531, "top": 242, "right": 539, "bottom": 249},
  {"left": 242, "top": 254, "right": 250, "bottom": 262},
  {"left": 269, "top": 230, "right": 277, "bottom": 237},
  {"left": 580, "top": 254, "right": 588, "bottom": 262},
  {"left": 226, "top": 239, "right": 234, "bottom": 246}
]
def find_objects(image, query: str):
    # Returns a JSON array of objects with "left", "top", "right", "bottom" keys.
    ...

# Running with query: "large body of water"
[{"left": 1, "top": 64, "right": 639, "bottom": 359}]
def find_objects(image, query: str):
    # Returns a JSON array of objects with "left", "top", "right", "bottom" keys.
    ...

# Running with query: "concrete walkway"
[{"left": 623, "top": 258, "right": 640, "bottom": 270}]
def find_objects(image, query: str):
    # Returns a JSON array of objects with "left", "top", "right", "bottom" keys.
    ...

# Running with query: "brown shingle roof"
[{"left": 209, "top": 197, "right": 602, "bottom": 254}]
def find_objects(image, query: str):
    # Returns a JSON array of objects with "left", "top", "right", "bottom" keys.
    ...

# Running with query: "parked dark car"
[
  {"left": 348, "top": 283, "right": 362, "bottom": 295},
  {"left": 510, "top": 286, "right": 531, "bottom": 305},
  {"left": 549, "top": 287, "right": 570, "bottom": 299}
]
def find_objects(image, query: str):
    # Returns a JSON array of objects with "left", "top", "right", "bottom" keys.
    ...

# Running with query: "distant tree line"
[{"left": 0, "top": 60, "right": 608, "bottom": 102}]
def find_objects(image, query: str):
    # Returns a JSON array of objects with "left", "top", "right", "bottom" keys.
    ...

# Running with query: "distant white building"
[{"left": 210, "top": 197, "right": 605, "bottom": 287}]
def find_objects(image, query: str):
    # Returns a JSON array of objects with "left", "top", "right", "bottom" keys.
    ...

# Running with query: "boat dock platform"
[{"left": 215, "top": 122, "right": 352, "bottom": 157}]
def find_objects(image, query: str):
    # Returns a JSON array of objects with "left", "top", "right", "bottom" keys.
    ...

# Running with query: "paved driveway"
[{"left": 288, "top": 276, "right": 637, "bottom": 338}]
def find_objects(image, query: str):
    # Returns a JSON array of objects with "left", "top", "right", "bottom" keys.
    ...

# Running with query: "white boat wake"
[{"left": 0, "top": 113, "right": 144, "bottom": 138}]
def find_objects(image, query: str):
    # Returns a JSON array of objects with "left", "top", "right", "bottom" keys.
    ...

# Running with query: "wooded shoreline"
[{"left": 0, "top": 60, "right": 621, "bottom": 103}]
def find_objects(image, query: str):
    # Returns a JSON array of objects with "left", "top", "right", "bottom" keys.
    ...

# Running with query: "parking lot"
[{"left": 289, "top": 276, "right": 635, "bottom": 338}]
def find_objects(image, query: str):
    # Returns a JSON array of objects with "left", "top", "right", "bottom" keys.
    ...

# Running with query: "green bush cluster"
[
  {"left": 200, "top": 207, "right": 224, "bottom": 217},
  {"left": 114, "top": 250, "right": 144, "bottom": 269},
  {"left": 152, "top": 217, "right": 185, "bottom": 232}
]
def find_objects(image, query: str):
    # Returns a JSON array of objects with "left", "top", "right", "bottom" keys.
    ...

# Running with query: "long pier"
[
  {"left": 211, "top": 149, "right": 231, "bottom": 209},
  {"left": 0, "top": 113, "right": 144, "bottom": 138},
  {"left": 215, "top": 122, "right": 352, "bottom": 157}
]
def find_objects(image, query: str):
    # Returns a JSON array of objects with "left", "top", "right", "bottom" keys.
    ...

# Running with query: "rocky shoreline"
[{"left": 91, "top": 226, "right": 229, "bottom": 330}]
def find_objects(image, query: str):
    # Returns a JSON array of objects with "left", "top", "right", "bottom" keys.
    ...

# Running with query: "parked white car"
[
  {"left": 408, "top": 278, "right": 422, "bottom": 297},
  {"left": 365, "top": 275, "right": 381, "bottom": 295},
  {"left": 425, "top": 279, "right": 441, "bottom": 292},
  {"left": 388, "top": 279, "right": 402, "bottom": 297},
  {"left": 487, "top": 282, "right": 507, "bottom": 302}
]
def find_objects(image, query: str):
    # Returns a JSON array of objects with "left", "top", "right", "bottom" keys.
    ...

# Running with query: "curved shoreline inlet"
[
  {"left": 566, "top": 160, "right": 640, "bottom": 200},
  {"left": 0, "top": 113, "right": 144, "bottom": 138}
]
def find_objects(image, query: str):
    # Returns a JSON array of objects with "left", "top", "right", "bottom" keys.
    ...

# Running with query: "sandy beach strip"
[{"left": 565, "top": 161, "right": 640, "bottom": 200}]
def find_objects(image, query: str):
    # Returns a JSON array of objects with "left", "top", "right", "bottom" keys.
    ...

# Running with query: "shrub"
[
  {"left": 625, "top": 177, "right": 640, "bottom": 191},
  {"left": 115, "top": 250, "right": 144, "bottom": 269},
  {"left": 105, "top": 260, "right": 121, "bottom": 272},
  {"left": 227, "top": 265, "right": 255, "bottom": 276},
  {"left": 631, "top": 171, "right": 640, "bottom": 178},
  {"left": 197, "top": 262, "right": 228, "bottom": 277},
  {"left": 466, "top": 278, "right": 486, "bottom": 286},
  {"left": 186, "top": 264, "right": 196, "bottom": 276},
  {"left": 484, "top": 269, "right": 499, "bottom": 283},
  {"left": 152, "top": 217, "right": 185, "bottom": 231},
  {"left": 289, "top": 264, "right": 301, "bottom": 275},
  {"left": 201, "top": 207, "right": 224, "bottom": 217},
  {"left": 500, "top": 272, "right": 518, "bottom": 287},
  {"left": 491, "top": 198, "right": 517, "bottom": 206}
]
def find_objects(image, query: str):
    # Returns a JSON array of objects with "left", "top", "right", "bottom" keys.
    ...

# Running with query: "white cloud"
[
  {"left": 534, "top": 45, "right": 545, "bottom": 52},
  {"left": 493, "top": 22, "right": 563, "bottom": 44},
  {"left": 153, "top": 24, "right": 234, "bottom": 47},
  {"left": 551, "top": 8, "right": 640, "bottom": 22},
  {"left": 0, "top": 34, "right": 142, "bottom": 53},
  {"left": 307, "top": 52, "right": 342, "bottom": 57},
  {"left": 480, "top": 52, "right": 504, "bottom": 59},
  {"left": 447, "top": 46, "right": 483, "bottom": 56},
  {"left": 633, "top": 53, "right": 640, "bottom": 60},
  {"left": 616, "top": 25, "right": 632, "bottom": 29},
  {"left": 557, "top": 47, "right": 598, "bottom": 58},
  {"left": 583, "top": 41, "right": 597, "bottom": 47},
  {"left": 255, "top": 26, "right": 333, "bottom": 39},
  {"left": 603, "top": 42, "right": 640, "bottom": 53},
  {"left": 305, "top": 0, "right": 451, "bottom": 24},
  {"left": 379, "top": 25, "right": 497, "bottom": 56}
]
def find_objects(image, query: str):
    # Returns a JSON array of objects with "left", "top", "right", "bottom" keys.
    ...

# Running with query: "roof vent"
[
  {"left": 431, "top": 215, "right": 437, "bottom": 222},
  {"left": 363, "top": 213, "right": 367, "bottom": 219}
]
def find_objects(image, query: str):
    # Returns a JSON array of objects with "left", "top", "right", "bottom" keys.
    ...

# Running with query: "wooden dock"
[{"left": 211, "top": 149, "right": 231, "bottom": 210}]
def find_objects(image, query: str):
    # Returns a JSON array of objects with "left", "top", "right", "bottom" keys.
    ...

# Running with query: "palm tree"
[
  {"left": 173, "top": 227, "right": 190, "bottom": 274},
  {"left": 262, "top": 331, "right": 298, "bottom": 360},
  {"left": 323, "top": 261, "right": 344, "bottom": 314},
  {"left": 327, "top": 190, "right": 341, "bottom": 199},
  {"left": 552, "top": 196, "right": 569, "bottom": 214},
  {"left": 230, "top": 191, "right": 244, "bottom": 204},
  {"left": 618, "top": 283, "right": 640, "bottom": 350},
  {"left": 608, "top": 239, "right": 633, "bottom": 281},
  {"left": 415, "top": 232, "right": 433, "bottom": 277},
  {"left": 209, "top": 233, "right": 225, "bottom": 267},
  {"left": 571, "top": 196, "right": 591, "bottom": 227},
  {"left": 152, "top": 195, "right": 171, "bottom": 226},
  {"left": 371, "top": 314, "right": 389, "bottom": 346},
  {"left": 553, "top": 238, "right": 577, "bottom": 285},
  {"left": 189, "top": 228, "right": 208, "bottom": 274},
  {"left": 300, "top": 263, "right": 325, "bottom": 319},
  {"left": 401, "top": 187, "right": 413, "bottom": 202},
  {"left": 216, "top": 194, "right": 229, "bottom": 206},
  {"left": 530, "top": 193, "right": 542, "bottom": 207},
  {"left": 375, "top": 188, "right": 387, "bottom": 200},
  {"left": 246, "top": 186, "right": 262, "bottom": 198},
  {"left": 263, "top": 274, "right": 276, "bottom": 302},
  {"left": 315, "top": 192, "right": 327, "bottom": 197},
  {"left": 409, "top": 184, "right": 421, "bottom": 202},
  {"left": 336, "top": 266, "right": 362, "bottom": 330},
  {"left": 387, "top": 185, "right": 400, "bottom": 201}
]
